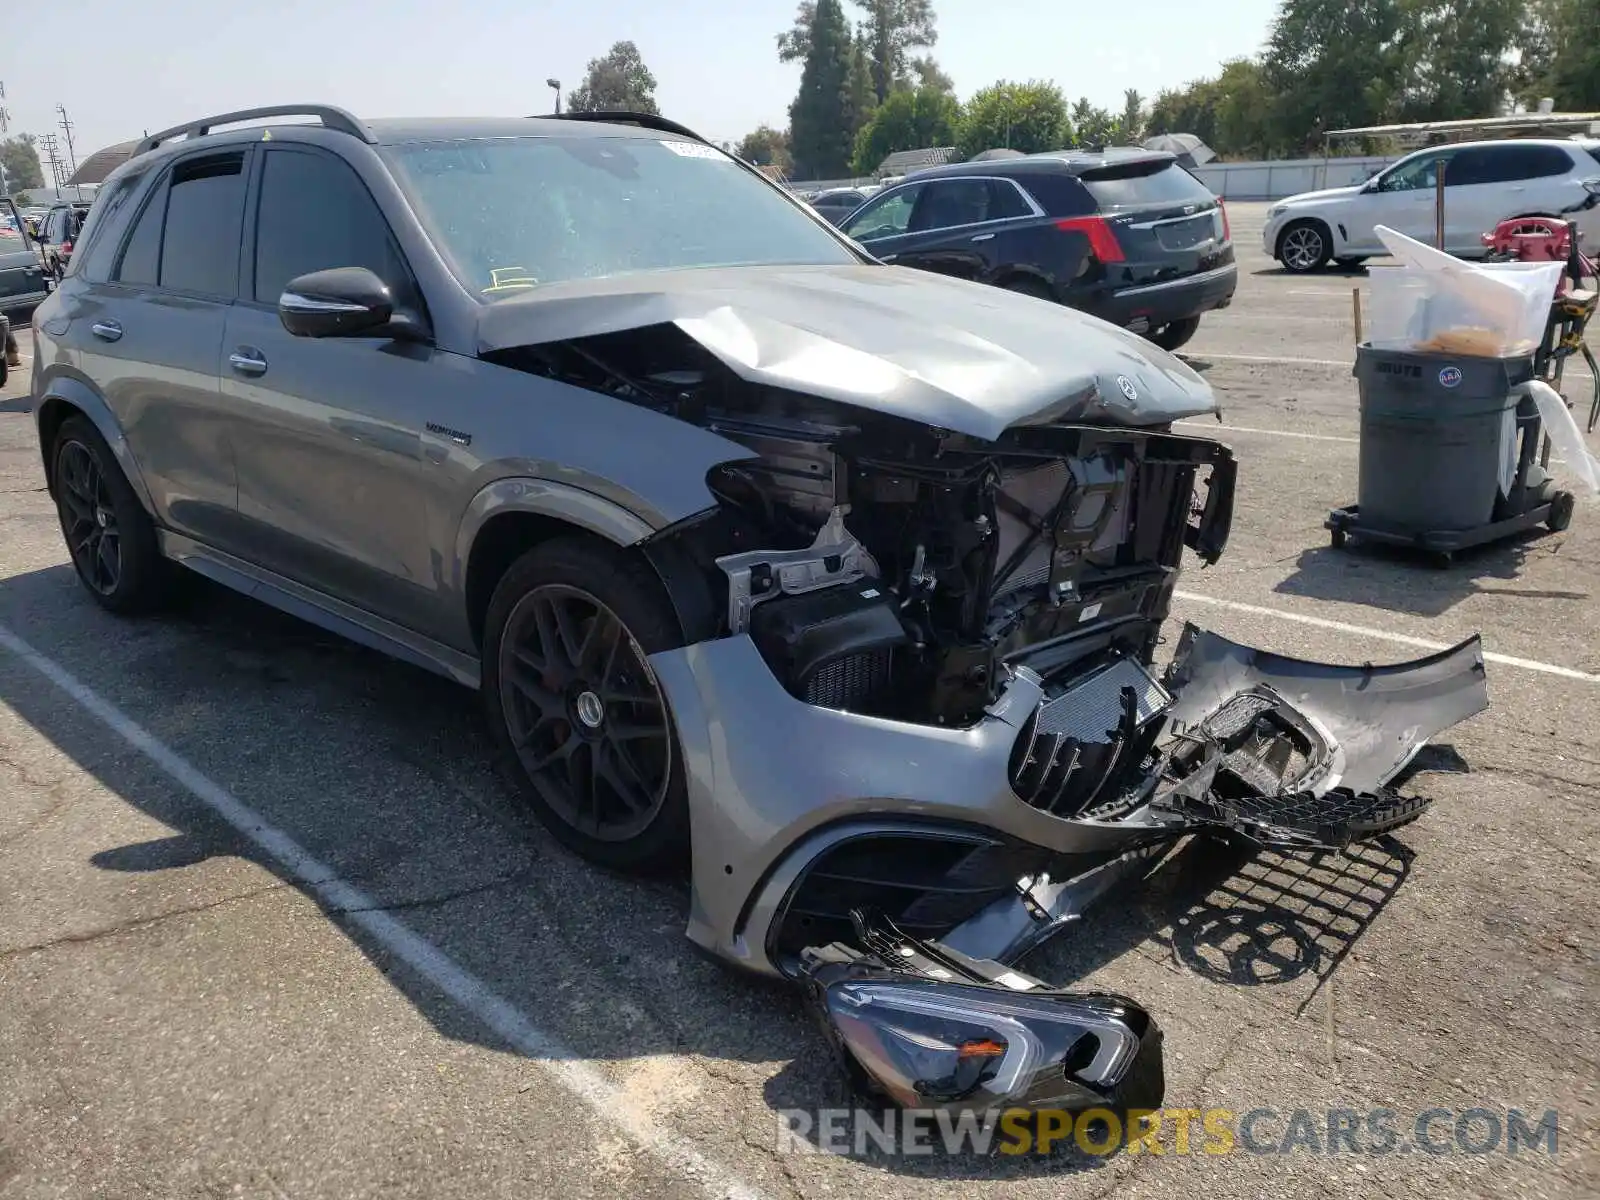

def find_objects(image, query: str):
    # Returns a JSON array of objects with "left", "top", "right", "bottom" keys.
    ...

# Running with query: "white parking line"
[
  {"left": 1172, "top": 591, "right": 1600, "bottom": 684},
  {"left": 1176, "top": 420, "right": 1359, "bottom": 444},
  {"left": 0, "top": 619, "right": 770, "bottom": 1200}
]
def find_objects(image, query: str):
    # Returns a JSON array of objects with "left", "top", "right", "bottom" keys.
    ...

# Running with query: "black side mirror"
[{"left": 279, "top": 267, "right": 397, "bottom": 338}]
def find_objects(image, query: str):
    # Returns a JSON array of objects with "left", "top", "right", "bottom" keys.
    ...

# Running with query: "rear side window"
[
  {"left": 74, "top": 174, "right": 147, "bottom": 281},
  {"left": 1079, "top": 160, "right": 1215, "bottom": 210},
  {"left": 159, "top": 152, "right": 247, "bottom": 297},
  {"left": 115, "top": 185, "right": 165, "bottom": 286},
  {"left": 1015, "top": 172, "right": 1096, "bottom": 218},
  {"left": 253, "top": 148, "right": 410, "bottom": 304}
]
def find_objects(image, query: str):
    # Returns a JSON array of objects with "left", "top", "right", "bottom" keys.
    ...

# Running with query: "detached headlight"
[{"left": 812, "top": 972, "right": 1162, "bottom": 1113}]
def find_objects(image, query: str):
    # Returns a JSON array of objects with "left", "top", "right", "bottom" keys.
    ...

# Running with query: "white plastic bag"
[
  {"left": 1369, "top": 225, "right": 1564, "bottom": 357},
  {"left": 1523, "top": 379, "right": 1600, "bottom": 496}
]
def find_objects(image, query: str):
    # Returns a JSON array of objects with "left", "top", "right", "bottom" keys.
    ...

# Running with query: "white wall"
[{"left": 1191, "top": 156, "right": 1395, "bottom": 201}]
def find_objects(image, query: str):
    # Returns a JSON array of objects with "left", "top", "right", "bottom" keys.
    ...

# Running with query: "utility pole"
[
  {"left": 56, "top": 104, "right": 83, "bottom": 198},
  {"left": 0, "top": 81, "right": 10, "bottom": 135},
  {"left": 38, "top": 132, "right": 63, "bottom": 195}
]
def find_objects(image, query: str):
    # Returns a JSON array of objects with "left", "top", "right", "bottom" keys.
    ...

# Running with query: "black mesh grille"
[
  {"left": 770, "top": 831, "right": 1048, "bottom": 964},
  {"left": 801, "top": 648, "right": 893, "bottom": 709}
]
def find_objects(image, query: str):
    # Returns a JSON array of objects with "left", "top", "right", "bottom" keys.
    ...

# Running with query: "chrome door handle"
[
  {"left": 971, "top": 232, "right": 996, "bottom": 242},
  {"left": 229, "top": 349, "right": 268, "bottom": 377},
  {"left": 90, "top": 320, "right": 122, "bottom": 342}
]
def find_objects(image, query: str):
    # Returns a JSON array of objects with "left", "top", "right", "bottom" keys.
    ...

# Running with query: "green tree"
[
  {"left": 1395, "top": 0, "right": 1521, "bottom": 121},
  {"left": 908, "top": 56, "right": 955, "bottom": 95},
  {"left": 0, "top": 135, "right": 46, "bottom": 192},
  {"left": 1517, "top": 0, "right": 1600, "bottom": 110},
  {"left": 1262, "top": 0, "right": 1406, "bottom": 153},
  {"left": 780, "top": 0, "right": 938, "bottom": 102},
  {"left": 566, "top": 41, "right": 660, "bottom": 114},
  {"left": 1070, "top": 97, "right": 1117, "bottom": 147},
  {"left": 1211, "top": 58, "right": 1274, "bottom": 157},
  {"left": 847, "top": 38, "right": 878, "bottom": 131},
  {"left": 736, "top": 125, "right": 793, "bottom": 173},
  {"left": 1146, "top": 79, "right": 1221, "bottom": 147},
  {"left": 1116, "top": 88, "right": 1145, "bottom": 144},
  {"left": 851, "top": 84, "right": 959, "bottom": 173},
  {"left": 956, "top": 81, "right": 1069, "bottom": 159},
  {"left": 789, "top": 0, "right": 860, "bottom": 178}
]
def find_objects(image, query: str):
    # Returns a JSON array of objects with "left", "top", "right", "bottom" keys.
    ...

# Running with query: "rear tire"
[
  {"left": 1002, "top": 275, "right": 1055, "bottom": 302},
  {"left": 50, "top": 415, "right": 171, "bottom": 614},
  {"left": 1149, "top": 316, "right": 1200, "bottom": 352},
  {"left": 482, "top": 537, "right": 690, "bottom": 874},
  {"left": 1278, "top": 220, "right": 1331, "bottom": 274}
]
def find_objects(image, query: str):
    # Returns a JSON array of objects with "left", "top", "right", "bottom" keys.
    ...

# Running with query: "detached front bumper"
[{"left": 648, "top": 624, "right": 1489, "bottom": 979}]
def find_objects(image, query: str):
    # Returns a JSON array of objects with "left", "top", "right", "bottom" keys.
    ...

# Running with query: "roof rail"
[
  {"left": 134, "top": 105, "right": 373, "bottom": 156},
  {"left": 541, "top": 110, "right": 713, "bottom": 145}
]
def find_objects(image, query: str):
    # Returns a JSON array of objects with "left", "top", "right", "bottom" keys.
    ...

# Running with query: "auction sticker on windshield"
[{"left": 660, "top": 140, "right": 729, "bottom": 160}]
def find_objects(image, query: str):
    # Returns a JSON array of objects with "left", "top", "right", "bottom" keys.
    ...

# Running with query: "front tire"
[
  {"left": 1149, "top": 316, "right": 1200, "bottom": 352},
  {"left": 482, "top": 537, "right": 690, "bottom": 874},
  {"left": 1278, "top": 220, "right": 1331, "bottom": 274},
  {"left": 50, "top": 415, "right": 171, "bottom": 614}
]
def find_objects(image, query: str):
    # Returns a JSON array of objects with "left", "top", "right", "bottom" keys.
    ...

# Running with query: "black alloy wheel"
[
  {"left": 497, "top": 583, "right": 676, "bottom": 849},
  {"left": 55, "top": 436, "right": 124, "bottom": 596}
]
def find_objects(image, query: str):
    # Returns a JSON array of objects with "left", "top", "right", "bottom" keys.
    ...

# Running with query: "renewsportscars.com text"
[{"left": 775, "top": 1106, "right": 1562, "bottom": 1158}]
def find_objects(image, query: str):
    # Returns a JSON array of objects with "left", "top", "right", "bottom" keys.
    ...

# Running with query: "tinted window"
[
  {"left": 385, "top": 136, "right": 856, "bottom": 298},
  {"left": 1080, "top": 160, "right": 1215, "bottom": 209},
  {"left": 842, "top": 185, "right": 922, "bottom": 240},
  {"left": 115, "top": 183, "right": 166, "bottom": 286},
  {"left": 158, "top": 152, "right": 247, "bottom": 296},
  {"left": 1505, "top": 144, "right": 1573, "bottom": 180},
  {"left": 1015, "top": 172, "right": 1095, "bottom": 218},
  {"left": 254, "top": 149, "right": 409, "bottom": 303},
  {"left": 1380, "top": 150, "right": 1452, "bottom": 191},
  {"left": 986, "top": 179, "right": 1033, "bottom": 220},
  {"left": 75, "top": 175, "right": 146, "bottom": 281},
  {"left": 910, "top": 178, "right": 996, "bottom": 231}
]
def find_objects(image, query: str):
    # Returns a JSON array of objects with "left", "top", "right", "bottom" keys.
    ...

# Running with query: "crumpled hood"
[
  {"left": 1278, "top": 185, "right": 1361, "bottom": 208},
  {"left": 474, "top": 265, "right": 1218, "bottom": 441}
]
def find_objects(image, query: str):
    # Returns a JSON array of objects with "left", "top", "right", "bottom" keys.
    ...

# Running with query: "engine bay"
[{"left": 490, "top": 322, "right": 1237, "bottom": 728}]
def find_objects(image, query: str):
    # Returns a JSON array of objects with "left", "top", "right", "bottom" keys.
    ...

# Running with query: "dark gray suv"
[{"left": 29, "top": 105, "right": 1487, "bottom": 979}]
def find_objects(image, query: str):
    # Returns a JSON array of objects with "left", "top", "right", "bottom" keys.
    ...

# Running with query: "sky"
[{"left": 1, "top": 0, "right": 1281, "bottom": 170}]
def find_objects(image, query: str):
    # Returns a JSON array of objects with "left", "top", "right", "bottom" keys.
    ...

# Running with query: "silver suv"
[{"left": 29, "top": 105, "right": 1487, "bottom": 978}]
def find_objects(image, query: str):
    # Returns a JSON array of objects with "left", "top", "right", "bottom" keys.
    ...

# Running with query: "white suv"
[{"left": 1265, "top": 138, "right": 1600, "bottom": 273}]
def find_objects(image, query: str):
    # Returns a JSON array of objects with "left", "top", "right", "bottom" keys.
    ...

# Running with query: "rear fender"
[{"left": 34, "top": 374, "right": 157, "bottom": 516}]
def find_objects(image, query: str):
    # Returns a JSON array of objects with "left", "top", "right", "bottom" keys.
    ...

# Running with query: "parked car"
[
  {"left": 35, "top": 200, "right": 92, "bottom": 279},
  {"left": 0, "top": 196, "right": 51, "bottom": 322},
  {"left": 1265, "top": 137, "right": 1600, "bottom": 273},
  {"left": 806, "top": 186, "right": 872, "bottom": 225},
  {"left": 836, "top": 149, "right": 1236, "bottom": 351},
  {"left": 30, "top": 105, "right": 1481, "bottom": 987}
]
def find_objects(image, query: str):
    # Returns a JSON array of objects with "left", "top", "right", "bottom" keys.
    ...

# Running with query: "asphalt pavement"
[{"left": 0, "top": 204, "right": 1596, "bottom": 1199}]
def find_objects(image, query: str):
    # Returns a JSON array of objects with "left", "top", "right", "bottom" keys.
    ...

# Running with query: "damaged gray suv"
[{"left": 31, "top": 106, "right": 1489, "bottom": 986}]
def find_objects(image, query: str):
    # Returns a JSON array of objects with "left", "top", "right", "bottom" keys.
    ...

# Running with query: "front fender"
[
  {"left": 453, "top": 476, "right": 656, "bottom": 571},
  {"left": 34, "top": 373, "right": 157, "bottom": 517}
]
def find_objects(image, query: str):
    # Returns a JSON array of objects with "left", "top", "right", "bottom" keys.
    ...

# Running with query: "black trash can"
[{"left": 1354, "top": 346, "right": 1533, "bottom": 532}]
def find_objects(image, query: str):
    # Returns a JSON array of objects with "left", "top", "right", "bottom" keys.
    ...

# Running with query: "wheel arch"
[
  {"left": 458, "top": 477, "right": 702, "bottom": 653},
  {"left": 34, "top": 379, "right": 157, "bottom": 517}
]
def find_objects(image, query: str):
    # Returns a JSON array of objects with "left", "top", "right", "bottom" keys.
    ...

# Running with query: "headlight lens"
[
  {"left": 809, "top": 968, "right": 1164, "bottom": 1114},
  {"left": 1268, "top": 205, "right": 1287, "bottom": 218}
]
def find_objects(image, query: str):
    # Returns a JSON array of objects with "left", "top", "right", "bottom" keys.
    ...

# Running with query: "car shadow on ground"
[
  {"left": 0, "top": 563, "right": 1420, "bottom": 1178},
  {"left": 1271, "top": 531, "right": 1584, "bottom": 617}
]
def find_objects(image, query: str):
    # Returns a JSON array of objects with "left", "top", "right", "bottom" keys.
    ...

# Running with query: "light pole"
[{"left": 547, "top": 79, "right": 561, "bottom": 115}]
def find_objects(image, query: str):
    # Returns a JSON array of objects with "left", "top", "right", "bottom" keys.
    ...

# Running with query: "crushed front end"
[{"left": 494, "top": 312, "right": 1489, "bottom": 979}]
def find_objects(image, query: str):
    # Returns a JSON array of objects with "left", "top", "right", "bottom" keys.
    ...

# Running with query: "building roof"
[
  {"left": 67, "top": 139, "right": 140, "bottom": 186},
  {"left": 875, "top": 146, "right": 957, "bottom": 176}
]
